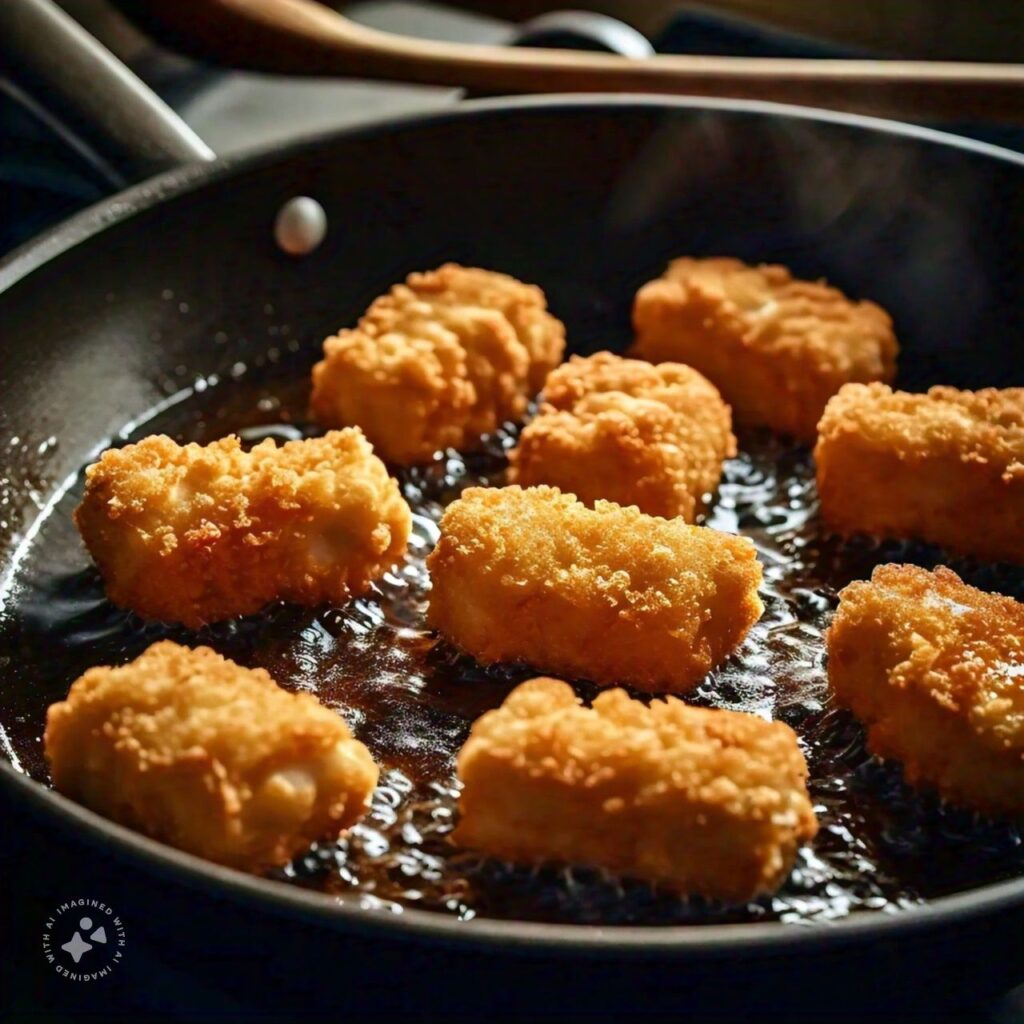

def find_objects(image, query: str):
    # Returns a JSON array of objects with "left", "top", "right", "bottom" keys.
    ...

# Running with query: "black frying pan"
[{"left": 2, "top": 1, "right": 1024, "bottom": 1019}]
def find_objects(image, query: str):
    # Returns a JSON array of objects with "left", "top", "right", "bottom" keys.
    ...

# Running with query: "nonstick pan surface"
[{"left": 2, "top": 94, "right": 1024, "bottom": 957}]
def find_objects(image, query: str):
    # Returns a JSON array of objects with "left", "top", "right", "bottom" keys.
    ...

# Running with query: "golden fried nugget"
[
  {"left": 509, "top": 352, "right": 735, "bottom": 520},
  {"left": 455, "top": 678, "right": 817, "bottom": 902},
  {"left": 828, "top": 565, "right": 1024, "bottom": 818},
  {"left": 75, "top": 429, "right": 411, "bottom": 627},
  {"left": 311, "top": 264, "right": 566, "bottom": 464},
  {"left": 45, "top": 641, "right": 379, "bottom": 871},
  {"left": 426, "top": 486, "right": 763, "bottom": 692},
  {"left": 631, "top": 257, "right": 898, "bottom": 440},
  {"left": 815, "top": 383, "right": 1024, "bottom": 564}
]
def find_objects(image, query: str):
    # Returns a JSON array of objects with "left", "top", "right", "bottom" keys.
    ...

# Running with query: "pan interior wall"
[{"left": 0, "top": 103, "right": 1022, "bottom": 925}]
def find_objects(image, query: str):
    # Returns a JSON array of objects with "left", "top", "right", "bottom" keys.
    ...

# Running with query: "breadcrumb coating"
[
  {"left": 816, "top": 383, "right": 1024, "bottom": 564},
  {"left": 828, "top": 565, "right": 1024, "bottom": 818},
  {"left": 426, "top": 485, "right": 763, "bottom": 692},
  {"left": 75, "top": 429, "right": 411, "bottom": 627},
  {"left": 311, "top": 264, "right": 565, "bottom": 464},
  {"left": 631, "top": 257, "right": 897, "bottom": 440},
  {"left": 454, "top": 677, "right": 817, "bottom": 902},
  {"left": 509, "top": 352, "right": 735, "bottom": 521},
  {"left": 45, "top": 641, "right": 379, "bottom": 871}
]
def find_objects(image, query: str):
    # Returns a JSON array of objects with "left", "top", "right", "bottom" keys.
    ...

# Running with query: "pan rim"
[
  {"left": 3, "top": 93, "right": 1024, "bottom": 951},
  {"left": 7, "top": 758, "right": 1024, "bottom": 953},
  {"left": 3, "top": 91, "right": 1024, "bottom": 293}
]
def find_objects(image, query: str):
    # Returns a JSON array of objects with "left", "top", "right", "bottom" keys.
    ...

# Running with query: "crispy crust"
[
  {"left": 827, "top": 564, "right": 1024, "bottom": 817},
  {"left": 631, "top": 257, "right": 897, "bottom": 440},
  {"left": 44, "top": 641, "right": 379, "bottom": 871},
  {"left": 454, "top": 677, "right": 817, "bottom": 902},
  {"left": 508, "top": 352, "right": 736, "bottom": 521},
  {"left": 815, "top": 383, "right": 1024, "bottom": 564},
  {"left": 426, "top": 485, "right": 763, "bottom": 692},
  {"left": 74, "top": 429, "right": 411, "bottom": 627},
  {"left": 311, "top": 264, "right": 565, "bottom": 464}
]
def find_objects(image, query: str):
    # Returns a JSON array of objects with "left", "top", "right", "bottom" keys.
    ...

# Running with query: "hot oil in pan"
[{"left": 3, "top": 369, "right": 1023, "bottom": 926}]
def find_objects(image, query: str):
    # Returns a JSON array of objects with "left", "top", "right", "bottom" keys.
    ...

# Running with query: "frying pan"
[{"left": 2, "top": 1, "right": 1024, "bottom": 1018}]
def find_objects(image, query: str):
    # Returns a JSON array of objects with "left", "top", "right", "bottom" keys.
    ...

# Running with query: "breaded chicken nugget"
[
  {"left": 455, "top": 677, "right": 817, "bottom": 901},
  {"left": 311, "top": 264, "right": 566, "bottom": 464},
  {"left": 45, "top": 641, "right": 379, "bottom": 871},
  {"left": 75, "top": 428, "right": 411, "bottom": 627},
  {"left": 631, "top": 257, "right": 898, "bottom": 440},
  {"left": 426, "top": 485, "right": 763, "bottom": 692},
  {"left": 828, "top": 565, "right": 1024, "bottom": 818},
  {"left": 815, "top": 383, "right": 1024, "bottom": 564},
  {"left": 509, "top": 352, "right": 735, "bottom": 521}
]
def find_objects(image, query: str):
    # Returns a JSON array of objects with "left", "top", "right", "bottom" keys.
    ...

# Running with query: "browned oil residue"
[{"left": 1, "top": 369, "right": 1022, "bottom": 926}]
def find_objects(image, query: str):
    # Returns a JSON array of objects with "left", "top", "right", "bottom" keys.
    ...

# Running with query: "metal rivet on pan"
[{"left": 274, "top": 196, "right": 327, "bottom": 256}]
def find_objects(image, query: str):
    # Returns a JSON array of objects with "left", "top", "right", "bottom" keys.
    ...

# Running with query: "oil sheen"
[{"left": 1, "top": 369, "right": 1022, "bottom": 926}]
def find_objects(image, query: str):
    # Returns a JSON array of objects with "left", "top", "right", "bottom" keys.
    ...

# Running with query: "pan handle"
[
  {"left": 0, "top": 0, "right": 214, "bottom": 187},
  {"left": 115, "top": 0, "right": 1024, "bottom": 122}
]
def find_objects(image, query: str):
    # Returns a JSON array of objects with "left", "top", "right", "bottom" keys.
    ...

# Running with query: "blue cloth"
[{"left": 0, "top": 88, "right": 107, "bottom": 254}]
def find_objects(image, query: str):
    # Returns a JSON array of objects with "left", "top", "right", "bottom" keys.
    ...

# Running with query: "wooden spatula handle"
[{"left": 117, "top": 0, "right": 1024, "bottom": 122}]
